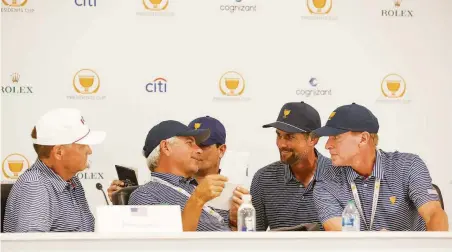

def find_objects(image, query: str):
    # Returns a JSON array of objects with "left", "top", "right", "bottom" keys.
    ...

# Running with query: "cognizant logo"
[{"left": 220, "top": 0, "right": 257, "bottom": 13}]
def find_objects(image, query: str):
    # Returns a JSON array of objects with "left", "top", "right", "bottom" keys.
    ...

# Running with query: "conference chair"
[
  {"left": 432, "top": 184, "right": 444, "bottom": 210},
  {"left": 1, "top": 183, "right": 14, "bottom": 233},
  {"left": 111, "top": 186, "right": 139, "bottom": 205}
]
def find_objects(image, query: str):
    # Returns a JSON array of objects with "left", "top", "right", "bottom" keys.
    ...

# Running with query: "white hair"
[{"left": 143, "top": 137, "right": 178, "bottom": 172}]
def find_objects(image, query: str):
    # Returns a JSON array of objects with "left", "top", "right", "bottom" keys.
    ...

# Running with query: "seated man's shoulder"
[
  {"left": 380, "top": 149, "right": 422, "bottom": 169},
  {"left": 128, "top": 181, "right": 165, "bottom": 204},
  {"left": 12, "top": 164, "right": 49, "bottom": 189},
  {"left": 315, "top": 155, "right": 336, "bottom": 180}
]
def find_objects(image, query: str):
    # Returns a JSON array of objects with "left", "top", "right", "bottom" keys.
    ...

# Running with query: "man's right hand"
[
  {"left": 107, "top": 180, "right": 125, "bottom": 202},
  {"left": 192, "top": 174, "right": 228, "bottom": 204}
]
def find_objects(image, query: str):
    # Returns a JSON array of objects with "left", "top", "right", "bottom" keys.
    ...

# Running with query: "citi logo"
[
  {"left": 145, "top": 77, "right": 167, "bottom": 93},
  {"left": 75, "top": 0, "right": 97, "bottom": 7}
]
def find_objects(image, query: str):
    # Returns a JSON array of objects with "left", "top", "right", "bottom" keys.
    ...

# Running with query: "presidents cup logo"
[
  {"left": 296, "top": 77, "right": 332, "bottom": 97},
  {"left": 138, "top": 0, "right": 174, "bottom": 16},
  {"left": 67, "top": 69, "right": 106, "bottom": 100},
  {"left": 1, "top": 0, "right": 34, "bottom": 13},
  {"left": 2, "top": 153, "right": 30, "bottom": 180},
  {"left": 219, "top": 71, "right": 245, "bottom": 96},
  {"left": 1, "top": 72, "right": 34, "bottom": 94},
  {"left": 143, "top": 0, "right": 168, "bottom": 11},
  {"left": 307, "top": 0, "right": 332, "bottom": 15},
  {"left": 382, "top": 0, "right": 413, "bottom": 17},
  {"left": 214, "top": 71, "right": 250, "bottom": 101},
  {"left": 381, "top": 73, "right": 406, "bottom": 98},
  {"left": 302, "top": 0, "right": 336, "bottom": 20},
  {"left": 2, "top": 0, "right": 27, "bottom": 6},
  {"left": 73, "top": 69, "right": 100, "bottom": 94}
]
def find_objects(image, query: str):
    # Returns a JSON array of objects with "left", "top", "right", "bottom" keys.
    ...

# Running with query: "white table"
[{"left": 1, "top": 232, "right": 452, "bottom": 252}]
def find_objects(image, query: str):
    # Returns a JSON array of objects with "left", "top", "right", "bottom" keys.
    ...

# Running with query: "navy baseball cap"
[
  {"left": 188, "top": 116, "right": 226, "bottom": 146},
  {"left": 143, "top": 120, "right": 210, "bottom": 158},
  {"left": 313, "top": 103, "right": 379, "bottom": 137},
  {"left": 263, "top": 101, "right": 321, "bottom": 133}
]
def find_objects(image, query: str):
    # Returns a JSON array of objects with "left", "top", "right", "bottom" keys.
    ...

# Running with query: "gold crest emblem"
[
  {"left": 194, "top": 123, "right": 201, "bottom": 130},
  {"left": 283, "top": 109, "right": 291, "bottom": 119},
  {"left": 389, "top": 196, "right": 396, "bottom": 204},
  {"left": 328, "top": 111, "right": 336, "bottom": 119}
]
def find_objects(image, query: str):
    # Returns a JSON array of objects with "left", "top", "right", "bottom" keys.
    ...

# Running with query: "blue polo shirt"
[
  {"left": 314, "top": 150, "right": 440, "bottom": 231},
  {"left": 128, "top": 172, "right": 230, "bottom": 231},
  {"left": 250, "top": 150, "right": 331, "bottom": 231},
  {"left": 3, "top": 159, "right": 94, "bottom": 232}
]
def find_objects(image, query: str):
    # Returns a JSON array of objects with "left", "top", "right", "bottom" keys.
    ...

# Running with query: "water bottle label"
[
  {"left": 241, "top": 217, "right": 255, "bottom": 231},
  {"left": 342, "top": 217, "right": 354, "bottom": 227}
]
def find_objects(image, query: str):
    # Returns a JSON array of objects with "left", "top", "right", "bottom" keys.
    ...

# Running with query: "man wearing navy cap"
[
  {"left": 188, "top": 116, "right": 227, "bottom": 183},
  {"left": 313, "top": 103, "right": 448, "bottom": 231},
  {"left": 107, "top": 116, "right": 229, "bottom": 196},
  {"left": 128, "top": 120, "right": 231, "bottom": 231},
  {"left": 249, "top": 101, "right": 332, "bottom": 231}
]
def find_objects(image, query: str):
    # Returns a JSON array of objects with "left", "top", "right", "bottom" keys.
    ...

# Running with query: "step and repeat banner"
[{"left": 1, "top": 0, "right": 452, "bottom": 223}]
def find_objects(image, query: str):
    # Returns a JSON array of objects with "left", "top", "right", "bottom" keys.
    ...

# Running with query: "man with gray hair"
[{"left": 128, "top": 120, "right": 231, "bottom": 231}]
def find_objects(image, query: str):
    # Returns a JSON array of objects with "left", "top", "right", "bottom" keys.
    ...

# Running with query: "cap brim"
[
  {"left": 312, "top": 126, "right": 348, "bottom": 137},
  {"left": 199, "top": 138, "right": 218, "bottom": 147},
  {"left": 262, "top": 122, "right": 307, "bottom": 133},
  {"left": 178, "top": 129, "right": 211, "bottom": 145},
  {"left": 77, "top": 130, "right": 106, "bottom": 145}
]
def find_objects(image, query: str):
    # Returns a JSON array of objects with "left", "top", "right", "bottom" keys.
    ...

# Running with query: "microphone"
[{"left": 96, "top": 183, "right": 110, "bottom": 205}]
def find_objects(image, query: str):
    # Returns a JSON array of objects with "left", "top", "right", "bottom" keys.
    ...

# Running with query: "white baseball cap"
[{"left": 32, "top": 108, "right": 106, "bottom": 146}]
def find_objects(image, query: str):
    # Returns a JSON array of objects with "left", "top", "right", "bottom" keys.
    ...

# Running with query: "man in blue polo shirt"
[
  {"left": 128, "top": 120, "right": 231, "bottom": 231},
  {"left": 250, "top": 101, "right": 332, "bottom": 231},
  {"left": 4, "top": 108, "right": 106, "bottom": 232},
  {"left": 313, "top": 103, "right": 448, "bottom": 231},
  {"left": 188, "top": 116, "right": 227, "bottom": 183},
  {"left": 187, "top": 116, "right": 250, "bottom": 230}
]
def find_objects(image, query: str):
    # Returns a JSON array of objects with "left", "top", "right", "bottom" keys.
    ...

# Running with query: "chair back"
[
  {"left": 111, "top": 186, "right": 139, "bottom": 205},
  {"left": 1, "top": 183, "right": 14, "bottom": 233}
]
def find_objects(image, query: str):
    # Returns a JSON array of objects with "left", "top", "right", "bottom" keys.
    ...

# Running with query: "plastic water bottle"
[
  {"left": 237, "top": 194, "right": 256, "bottom": 232},
  {"left": 342, "top": 200, "right": 360, "bottom": 231}
]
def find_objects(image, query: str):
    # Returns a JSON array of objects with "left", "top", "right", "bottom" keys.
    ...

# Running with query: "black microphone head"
[{"left": 96, "top": 183, "right": 103, "bottom": 190}]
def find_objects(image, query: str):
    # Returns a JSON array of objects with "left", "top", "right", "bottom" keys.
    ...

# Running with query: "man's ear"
[
  {"left": 160, "top": 140, "right": 171, "bottom": 156},
  {"left": 359, "top": 132, "right": 371, "bottom": 146},
  {"left": 52, "top": 145, "right": 64, "bottom": 160},
  {"left": 218, "top": 144, "right": 227, "bottom": 159},
  {"left": 308, "top": 134, "right": 319, "bottom": 147}
]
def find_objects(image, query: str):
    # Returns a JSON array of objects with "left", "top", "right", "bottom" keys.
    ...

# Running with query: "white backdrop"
[{"left": 1, "top": 0, "right": 452, "bottom": 227}]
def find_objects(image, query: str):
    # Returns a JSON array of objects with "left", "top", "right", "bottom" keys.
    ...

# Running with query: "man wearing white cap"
[{"left": 3, "top": 108, "right": 106, "bottom": 232}]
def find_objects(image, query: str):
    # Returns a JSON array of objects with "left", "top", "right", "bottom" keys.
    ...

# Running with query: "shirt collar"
[
  {"left": 284, "top": 148, "right": 325, "bottom": 184},
  {"left": 151, "top": 172, "right": 198, "bottom": 187},
  {"left": 35, "top": 159, "right": 78, "bottom": 193},
  {"left": 346, "top": 150, "right": 384, "bottom": 184}
]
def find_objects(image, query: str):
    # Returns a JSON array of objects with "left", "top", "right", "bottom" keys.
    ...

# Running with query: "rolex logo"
[
  {"left": 11, "top": 73, "right": 20, "bottom": 84},
  {"left": 1, "top": 72, "right": 33, "bottom": 94},
  {"left": 394, "top": 0, "right": 402, "bottom": 7}
]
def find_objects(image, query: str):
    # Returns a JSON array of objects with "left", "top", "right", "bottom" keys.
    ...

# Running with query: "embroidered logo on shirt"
[{"left": 389, "top": 196, "right": 396, "bottom": 204}]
